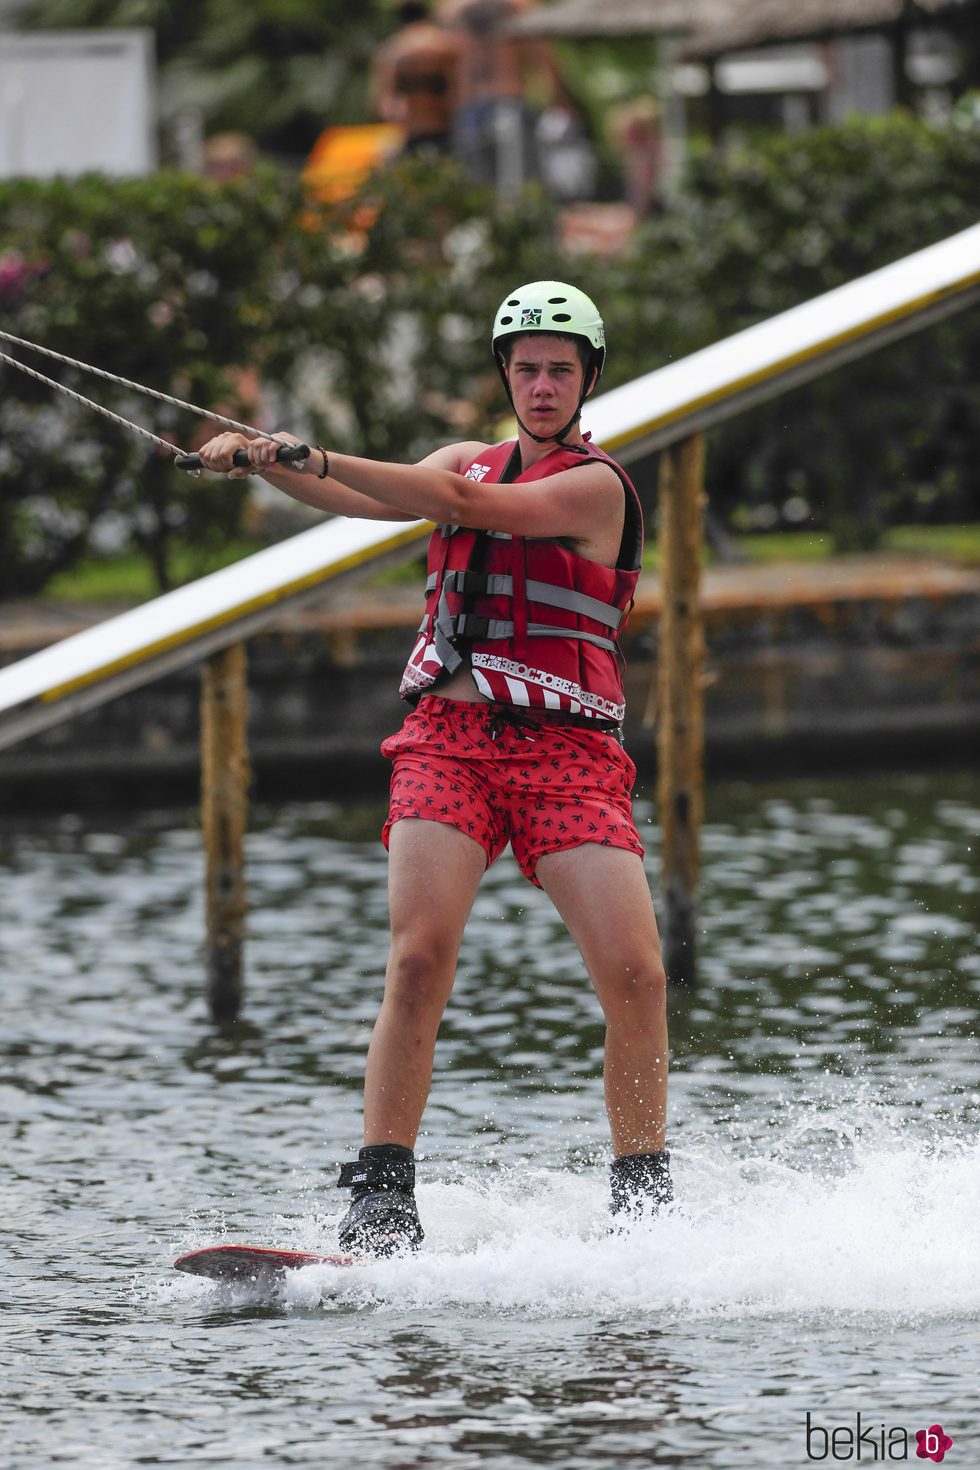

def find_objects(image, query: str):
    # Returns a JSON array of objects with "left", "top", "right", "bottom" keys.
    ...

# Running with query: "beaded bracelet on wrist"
[{"left": 317, "top": 446, "right": 330, "bottom": 479}]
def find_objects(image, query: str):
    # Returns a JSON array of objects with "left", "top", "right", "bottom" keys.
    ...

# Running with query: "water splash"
[{"left": 158, "top": 1121, "right": 979, "bottom": 1323}]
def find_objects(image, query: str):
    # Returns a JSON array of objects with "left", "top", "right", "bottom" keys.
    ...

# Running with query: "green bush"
[
  {"left": 0, "top": 158, "right": 555, "bottom": 595},
  {"left": 609, "top": 115, "right": 980, "bottom": 548},
  {"left": 0, "top": 167, "right": 324, "bottom": 594}
]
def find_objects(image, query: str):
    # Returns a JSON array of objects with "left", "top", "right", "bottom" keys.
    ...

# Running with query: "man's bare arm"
[
  {"left": 196, "top": 432, "right": 489, "bottom": 523},
  {"left": 197, "top": 432, "right": 621, "bottom": 549},
  {"left": 322, "top": 447, "right": 624, "bottom": 549}
]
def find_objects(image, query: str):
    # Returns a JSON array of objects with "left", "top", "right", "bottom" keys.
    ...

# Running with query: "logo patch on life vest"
[
  {"left": 520, "top": 307, "right": 542, "bottom": 326},
  {"left": 464, "top": 462, "right": 492, "bottom": 482}
]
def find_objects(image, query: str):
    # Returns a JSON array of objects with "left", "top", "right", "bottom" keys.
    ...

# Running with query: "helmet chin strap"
[{"left": 514, "top": 406, "right": 582, "bottom": 445}]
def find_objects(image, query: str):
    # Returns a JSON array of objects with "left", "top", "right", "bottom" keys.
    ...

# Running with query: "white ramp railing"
[
  {"left": 588, "top": 222, "right": 980, "bottom": 457},
  {"left": 0, "top": 517, "right": 429, "bottom": 749},
  {"left": 0, "top": 221, "right": 978, "bottom": 752}
]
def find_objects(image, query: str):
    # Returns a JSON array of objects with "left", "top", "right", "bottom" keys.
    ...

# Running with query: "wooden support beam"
[
  {"left": 657, "top": 433, "right": 706, "bottom": 986},
  {"left": 201, "top": 642, "right": 249, "bottom": 1022}
]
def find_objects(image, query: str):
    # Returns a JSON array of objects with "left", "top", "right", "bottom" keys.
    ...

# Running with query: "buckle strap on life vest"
[
  {"left": 449, "top": 614, "right": 617, "bottom": 651},
  {"left": 527, "top": 578, "right": 623, "bottom": 629},
  {"left": 428, "top": 516, "right": 466, "bottom": 676},
  {"left": 432, "top": 582, "right": 465, "bottom": 675},
  {"left": 425, "top": 570, "right": 511, "bottom": 596},
  {"left": 425, "top": 570, "right": 624, "bottom": 630}
]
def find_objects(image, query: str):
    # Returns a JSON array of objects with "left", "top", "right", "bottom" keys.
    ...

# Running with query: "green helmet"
[{"left": 492, "top": 280, "right": 606, "bottom": 379}]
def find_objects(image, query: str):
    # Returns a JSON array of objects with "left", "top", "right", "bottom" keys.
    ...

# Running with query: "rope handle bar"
[{"left": 174, "top": 444, "right": 310, "bottom": 472}]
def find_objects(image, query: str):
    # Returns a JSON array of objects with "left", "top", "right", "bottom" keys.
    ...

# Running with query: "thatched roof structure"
[
  {"left": 508, "top": 0, "right": 735, "bottom": 38},
  {"left": 508, "top": 0, "right": 976, "bottom": 46},
  {"left": 681, "top": 0, "right": 977, "bottom": 58}
]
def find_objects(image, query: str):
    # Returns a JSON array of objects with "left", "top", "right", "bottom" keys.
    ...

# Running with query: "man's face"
[{"left": 503, "top": 334, "right": 588, "bottom": 438}]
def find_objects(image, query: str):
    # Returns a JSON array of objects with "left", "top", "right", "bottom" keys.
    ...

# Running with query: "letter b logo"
[
  {"left": 915, "top": 1423, "right": 953, "bottom": 1463},
  {"left": 805, "top": 1413, "right": 829, "bottom": 1460}
]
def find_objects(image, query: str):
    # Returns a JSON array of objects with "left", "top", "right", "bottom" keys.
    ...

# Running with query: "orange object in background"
[{"left": 302, "top": 124, "right": 405, "bottom": 205}]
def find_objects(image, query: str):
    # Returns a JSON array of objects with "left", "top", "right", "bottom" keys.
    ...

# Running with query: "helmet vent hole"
[
  {"left": 507, "top": 298, "right": 521, "bottom": 306},
  {"left": 499, "top": 315, "right": 513, "bottom": 325},
  {"left": 547, "top": 297, "right": 567, "bottom": 304},
  {"left": 551, "top": 313, "right": 571, "bottom": 322}
]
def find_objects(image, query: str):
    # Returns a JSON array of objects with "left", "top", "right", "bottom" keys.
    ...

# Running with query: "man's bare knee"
[
  {"left": 596, "top": 953, "right": 667, "bottom": 1025},
  {"left": 384, "top": 934, "right": 457, "bottom": 1017}
]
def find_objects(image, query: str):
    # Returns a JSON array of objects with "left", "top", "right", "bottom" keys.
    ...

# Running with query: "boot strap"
[{"left": 338, "top": 1156, "right": 415, "bottom": 1192}]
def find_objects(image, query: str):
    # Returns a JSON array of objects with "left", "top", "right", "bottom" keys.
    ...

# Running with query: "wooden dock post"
[
  {"left": 201, "top": 642, "right": 249, "bottom": 1022},
  {"left": 657, "top": 433, "right": 706, "bottom": 986}
]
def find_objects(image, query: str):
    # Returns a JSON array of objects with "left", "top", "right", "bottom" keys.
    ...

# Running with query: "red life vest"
[{"left": 399, "top": 437, "right": 643, "bottom": 722}]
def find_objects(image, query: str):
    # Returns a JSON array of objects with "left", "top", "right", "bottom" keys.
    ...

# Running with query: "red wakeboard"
[{"left": 174, "top": 1244, "right": 362, "bottom": 1283}]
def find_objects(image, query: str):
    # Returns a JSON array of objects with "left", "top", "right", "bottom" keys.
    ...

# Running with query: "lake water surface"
[{"left": 3, "top": 770, "right": 978, "bottom": 1469}]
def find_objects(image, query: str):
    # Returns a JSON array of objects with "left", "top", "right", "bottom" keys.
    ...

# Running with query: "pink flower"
[
  {"left": 0, "top": 250, "right": 49, "bottom": 301},
  {"left": 0, "top": 250, "right": 28, "bottom": 297}
]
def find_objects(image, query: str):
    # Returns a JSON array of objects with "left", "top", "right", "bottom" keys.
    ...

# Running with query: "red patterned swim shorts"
[{"left": 380, "top": 696, "right": 645, "bottom": 887}]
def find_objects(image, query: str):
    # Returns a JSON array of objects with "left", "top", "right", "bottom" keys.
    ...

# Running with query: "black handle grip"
[{"left": 175, "top": 443, "right": 310, "bottom": 473}]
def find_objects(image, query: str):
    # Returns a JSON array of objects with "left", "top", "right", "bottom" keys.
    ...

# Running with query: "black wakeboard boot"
[
  {"left": 337, "top": 1144, "right": 424, "bottom": 1257},
  {"left": 610, "top": 1149, "right": 673, "bottom": 1226}
]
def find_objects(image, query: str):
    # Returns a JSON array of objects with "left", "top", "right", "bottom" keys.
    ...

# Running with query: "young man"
[{"left": 198, "top": 281, "right": 671, "bottom": 1254}]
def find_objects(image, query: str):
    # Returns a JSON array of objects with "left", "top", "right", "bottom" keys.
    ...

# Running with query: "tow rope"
[{"left": 0, "top": 329, "right": 308, "bottom": 473}]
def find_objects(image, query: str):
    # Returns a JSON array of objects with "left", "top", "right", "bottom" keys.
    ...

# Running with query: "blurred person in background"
[
  {"left": 610, "top": 97, "right": 665, "bottom": 219},
  {"left": 201, "top": 132, "right": 258, "bottom": 184},
  {"left": 372, "top": 1, "right": 463, "bottom": 156},
  {"left": 439, "top": 0, "right": 578, "bottom": 194}
]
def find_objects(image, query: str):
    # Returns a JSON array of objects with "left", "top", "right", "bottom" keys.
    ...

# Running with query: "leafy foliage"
[
  {"left": 0, "top": 158, "right": 554, "bottom": 594},
  {"left": 0, "top": 168, "right": 322, "bottom": 593},
  {"left": 607, "top": 115, "right": 980, "bottom": 546}
]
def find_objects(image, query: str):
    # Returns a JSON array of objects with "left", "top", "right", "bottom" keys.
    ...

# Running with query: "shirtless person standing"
[
  {"left": 198, "top": 282, "right": 672, "bottom": 1255},
  {"left": 372, "top": 2, "right": 463, "bottom": 156},
  {"left": 440, "top": 0, "right": 570, "bottom": 190}
]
